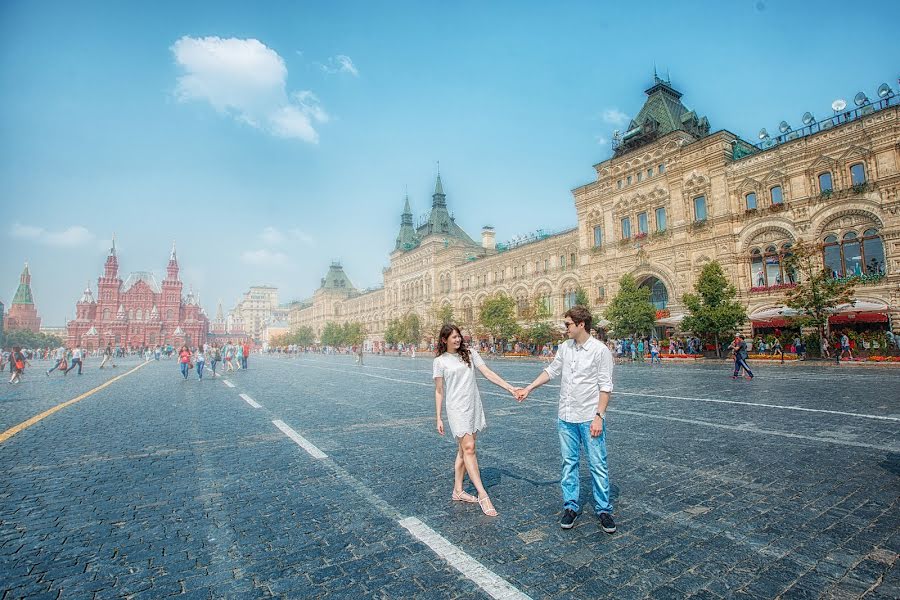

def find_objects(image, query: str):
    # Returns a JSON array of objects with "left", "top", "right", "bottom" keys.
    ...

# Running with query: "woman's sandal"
[
  {"left": 451, "top": 490, "right": 478, "bottom": 503},
  {"left": 478, "top": 495, "right": 498, "bottom": 517}
]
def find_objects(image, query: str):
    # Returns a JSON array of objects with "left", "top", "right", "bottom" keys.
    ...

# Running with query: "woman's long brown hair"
[{"left": 436, "top": 324, "right": 471, "bottom": 367}]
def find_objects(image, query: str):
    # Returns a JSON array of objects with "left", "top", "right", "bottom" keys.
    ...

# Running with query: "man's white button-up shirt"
[{"left": 544, "top": 336, "right": 614, "bottom": 423}]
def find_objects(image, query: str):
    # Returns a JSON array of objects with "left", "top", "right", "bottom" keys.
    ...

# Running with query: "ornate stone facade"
[
  {"left": 67, "top": 240, "right": 209, "bottom": 349},
  {"left": 290, "top": 79, "right": 899, "bottom": 343}
]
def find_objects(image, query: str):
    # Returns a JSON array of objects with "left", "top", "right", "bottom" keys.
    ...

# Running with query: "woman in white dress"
[{"left": 433, "top": 324, "right": 518, "bottom": 517}]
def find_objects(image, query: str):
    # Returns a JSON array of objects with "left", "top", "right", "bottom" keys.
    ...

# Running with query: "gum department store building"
[{"left": 290, "top": 78, "right": 899, "bottom": 345}]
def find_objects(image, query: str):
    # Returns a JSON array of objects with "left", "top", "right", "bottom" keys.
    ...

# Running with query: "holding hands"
[{"left": 512, "top": 387, "right": 529, "bottom": 402}]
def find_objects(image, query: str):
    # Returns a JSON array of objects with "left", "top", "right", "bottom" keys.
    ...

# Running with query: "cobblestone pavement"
[{"left": 1, "top": 354, "right": 898, "bottom": 599}]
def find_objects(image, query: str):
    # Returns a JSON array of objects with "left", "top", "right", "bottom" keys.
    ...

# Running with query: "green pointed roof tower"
[
  {"left": 320, "top": 262, "right": 355, "bottom": 291},
  {"left": 415, "top": 172, "right": 477, "bottom": 246},
  {"left": 12, "top": 263, "right": 34, "bottom": 305},
  {"left": 395, "top": 194, "right": 420, "bottom": 251},
  {"left": 614, "top": 74, "right": 710, "bottom": 157}
]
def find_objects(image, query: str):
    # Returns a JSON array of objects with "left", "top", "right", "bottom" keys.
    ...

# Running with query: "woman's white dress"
[{"left": 433, "top": 350, "right": 486, "bottom": 438}]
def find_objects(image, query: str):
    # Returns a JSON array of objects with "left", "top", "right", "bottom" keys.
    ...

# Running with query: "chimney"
[{"left": 481, "top": 226, "right": 496, "bottom": 250}]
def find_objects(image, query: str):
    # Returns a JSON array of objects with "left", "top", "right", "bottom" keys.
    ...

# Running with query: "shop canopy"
[
  {"left": 751, "top": 301, "right": 889, "bottom": 327},
  {"left": 656, "top": 313, "right": 685, "bottom": 327}
]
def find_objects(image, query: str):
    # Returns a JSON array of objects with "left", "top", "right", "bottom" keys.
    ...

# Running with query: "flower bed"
[
  {"left": 660, "top": 353, "right": 701, "bottom": 359},
  {"left": 503, "top": 352, "right": 532, "bottom": 357},
  {"left": 748, "top": 354, "right": 798, "bottom": 360},
  {"left": 749, "top": 283, "right": 797, "bottom": 293},
  {"left": 865, "top": 356, "right": 900, "bottom": 362}
]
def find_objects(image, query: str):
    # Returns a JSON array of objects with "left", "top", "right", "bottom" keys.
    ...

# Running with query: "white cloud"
[
  {"left": 241, "top": 248, "right": 289, "bottom": 266},
  {"left": 171, "top": 36, "right": 329, "bottom": 143},
  {"left": 260, "top": 226, "right": 315, "bottom": 248},
  {"left": 10, "top": 223, "right": 96, "bottom": 247},
  {"left": 317, "top": 54, "right": 359, "bottom": 76},
  {"left": 601, "top": 108, "right": 629, "bottom": 126}
]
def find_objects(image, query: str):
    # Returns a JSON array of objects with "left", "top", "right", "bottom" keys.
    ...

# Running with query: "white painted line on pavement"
[
  {"left": 223, "top": 379, "right": 235, "bottom": 388},
  {"left": 239, "top": 393, "right": 261, "bottom": 409},
  {"left": 398, "top": 517, "right": 532, "bottom": 600},
  {"left": 614, "top": 391, "right": 900, "bottom": 422},
  {"left": 272, "top": 420, "right": 328, "bottom": 459}
]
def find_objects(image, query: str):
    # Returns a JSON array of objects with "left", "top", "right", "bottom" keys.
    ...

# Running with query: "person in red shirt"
[
  {"left": 178, "top": 345, "right": 192, "bottom": 379},
  {"left": 242, "top": 342, "right": 251, "bottom": 369}
]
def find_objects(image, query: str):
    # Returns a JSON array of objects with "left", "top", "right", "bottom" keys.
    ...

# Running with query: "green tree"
[
  {"left": 681, "top": 261, "right": 747, "bottom": 357},
  {"left": 783, "top": 240, "right": 856, "bottom": 347},
  {"left": 384, "top": 319, "right": 400, "bottom": 346},
  {"left": 2, "top": 330, "right": 64, "bottom": 349},
  {"left": 479, "top": 293, "right": 520, "bottom": 345},
  {"left": 320, "top": 322, "right": 343, "bottom": 347},
  {"left": 574, "top": 286, "right": 590, "bottom": 308},
  {"left": 435, "top": 303, "right": 454, "bottom": 327},
  {"left": 293, "top": 325, "right": 315, "bottom": 347},
  {"left": 523, "top": 297, "right": 556, "bottom": 349},
  {"left": 341, "top": 322, "right": 367, "bottom": 347},
  {"left": 604, "top": 274, "right": 656, "bottom": 338},
  {"left": 400, "top": 312, "right": 421, "bottom": 346}
]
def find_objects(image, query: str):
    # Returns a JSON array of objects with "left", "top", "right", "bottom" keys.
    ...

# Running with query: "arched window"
[
  {"left": 166, "top": 309, "right": 174, "bottom": 321},
  {"left": 745, "top": 192, "right": 757, "bottom": 210},
  {"left": 782, "top": 243, "right": 797, "bottom": 284},
  {"left": 136, "top": 309, "right": 143, "bottom": 321},
  {"left": 516, "top": 294, "right": 529, "bottom": 317},
  {"left": 128, "top": 309, "right": 134, "bottom": 320},
  {"left": 862, "top": 229, "right": 885, "bottom": 275},
  {"left": 639, "top": 277, "right": 669, "bottom": 309},
  {"left": 770, "top": 185, "right": 783, "bottom": 205},
  {"left": 563, "top": 289, "right": 577, "bottom": 310},
  {"left": 570, "top": 253, "right": 576, "bottom": 268},
  {"left": 818, "top": 172, "right": 833, "bottom": 192},
  {"left": 842, "top": 232, "right": 862, "bottom": 276},
  {"left": 823, "top": 235, "right": 841, "bottom": 278},
  {"left": 559, "top": 255, "right": 566, "bottom": 269},
  {"left": 765, "top": 245, "right": 782, "bottom": 285},
  {"left": 751, "top": 249, "right": 765, "bottom": 287},
  {"left": 102, "top": 308, "right": 110, "bottom": 321},
  {"left": 850, "top": 163, "right": 866, "bottom": 185}
]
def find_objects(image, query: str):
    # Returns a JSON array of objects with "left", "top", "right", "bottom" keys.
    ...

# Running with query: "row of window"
[
  {"left": 744, "top": 163, "right": 868, "bottom": 210},
  {"left": 440, "top": 255, "right": 579, "bottom": 293},
  {"left": 100, "top": 308, "right": 175, "bottom": 321},
  {"left": 749, "top": 229, "right": 885, "bottom": 288},
  {"left": 617, "top": 163, "right": 665, "bottom": 189},
  {"left": 594, "top": 207, "right": 668, "bottom": 246}
]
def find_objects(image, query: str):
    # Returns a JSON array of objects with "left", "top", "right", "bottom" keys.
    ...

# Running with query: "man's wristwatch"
[{"left": 596, "top": 412, "right": 605, "bottom": 420}]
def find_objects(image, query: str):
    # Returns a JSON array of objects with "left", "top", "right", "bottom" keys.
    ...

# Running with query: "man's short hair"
[{"left": 564, "top": 305, "right": 592, "bottom": 332}]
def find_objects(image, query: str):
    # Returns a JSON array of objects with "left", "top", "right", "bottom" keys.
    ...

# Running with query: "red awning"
[
  {"left": 752, "top": 318, "right": 790, "bottom": 328},
  {"left": 829, "top": 312, "right": 888, "bottom": 324}
]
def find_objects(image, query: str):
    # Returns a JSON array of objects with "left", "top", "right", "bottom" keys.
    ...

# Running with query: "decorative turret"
[
  {"left": 149, "top": 305, "right": 160, "bottom": 320},
  {"left": 166, "top": 241, "right": 179, "bottom": 281},
  {"left": 395, "top": 193, "right": 420, "bottom": 251},
  {"left": 432, "top": 172, "right": 446, "bottom": 209},
  {"left": 103, "top": 236, "right": 119, "bottom": 279},
  {"left": 5, "top": 262, "right": 42, "bottom": 332},
  {"left": 415, "top": 171, "right": 477, "bottom": 246},
  {"left": 12, "top": 263, "right": 34, "bottom": 305},
  {"left": 79, "top": 282, "right": 96, "bottom": 304},
  {"left": 613, "top": 74, "right": 710, "bottom": 157},
  {"left": 116, "top": 304, "right": 127, "bottom": 320}
]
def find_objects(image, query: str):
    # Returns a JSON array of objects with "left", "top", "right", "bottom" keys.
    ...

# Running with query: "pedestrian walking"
[
  {"left": 650, "top": 338, "right": 661, "bottom": 364},
  {"left": 46, "top": 345, "right": 67, "bottom": 375},
  {"left": 515, "top": 306, "right": 617, "bottom": 533},
  {"left": 194, "top": 346, "right": 205, "bottom": 380},
  {"left": 771, "top": 337, "right": 784, "bottom": 363},
  {"left": 8, "top": 346, "right": 28, "bottom": 384},
  {"left": 64, "top": 346, "right": 84, "bottom": 375},
  {"left": 209, "top": 343, "right": 221, "bottom": 377},
  {"left": 839, "top": 333, "right": 853, "bottom": 361},
  {"left": 729, "top": 334, "right": 754, "bottom": 380},
  {"left": 178, "top": 345, "right": 191, "bottom": 379},
  {"left": 241, "top": 342, "right": 250, "bottom": 369},
  {"left": 99, "top": 343, "right": 116, "bottom": 369},
  {"left": 433, "top": 324, "right": 518, "bottom": 518}
]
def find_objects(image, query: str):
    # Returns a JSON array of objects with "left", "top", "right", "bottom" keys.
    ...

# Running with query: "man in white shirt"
[
  {"left": 65, "top": 346, "right": 84, "bottom": 375},
  {"left": 517, "top": 305, "right": 616, "bottom": 533}
]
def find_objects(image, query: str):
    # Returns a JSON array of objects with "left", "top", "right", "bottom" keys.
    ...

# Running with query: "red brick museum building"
[{"left": 67, "top": 240, "right": 208, "bottom": 350}]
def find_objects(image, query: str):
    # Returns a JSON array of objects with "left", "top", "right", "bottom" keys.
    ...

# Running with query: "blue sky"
[{"left": 2, "top": 0, "right": 898, "bottom": 325}]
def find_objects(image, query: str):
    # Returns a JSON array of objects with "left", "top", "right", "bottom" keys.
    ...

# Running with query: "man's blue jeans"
[{"left": 558, "top": 418, "right": 612, "bottom": 514}]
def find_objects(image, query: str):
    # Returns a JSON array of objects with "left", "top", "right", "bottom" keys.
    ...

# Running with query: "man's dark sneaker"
[
  {"left": 560, "top": 508, "right": 579, "bottom": 529},
  {"left": 599, "top": 512, "right": 616, "bottom": 534}
]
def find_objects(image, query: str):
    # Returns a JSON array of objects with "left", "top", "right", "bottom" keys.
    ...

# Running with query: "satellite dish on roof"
[
  {"left": 854, "top": 92, "right": 869, "bottom": 107},
  {"left": 831, "top": 98, "right": 847, "bottom": 112},
  {"left": 802, "top": 112, "right": 815, "bottom": 126},
  {"left": 758, "top": 128, "right": 769, "bottom": 140},
  {"left": 877, "top": 83, "right": 892, "bottom": 98},
  {"left": 778, "top": 121, "right": 791, "bottom": 134}
]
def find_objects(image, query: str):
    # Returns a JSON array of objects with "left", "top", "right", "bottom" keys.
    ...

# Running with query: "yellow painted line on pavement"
[{"left": 0, "top": 361, "right": 151, "bottom": 445}]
